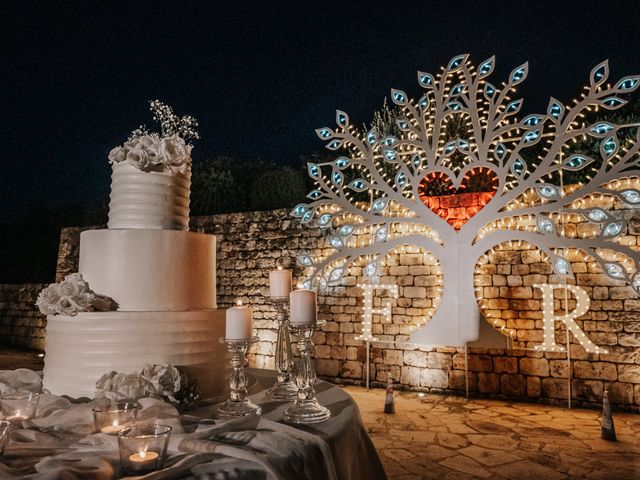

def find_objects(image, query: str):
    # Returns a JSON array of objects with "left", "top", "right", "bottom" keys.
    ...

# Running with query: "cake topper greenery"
[{"left": 108, "top": 100, "right": 199, "bottom": 175}]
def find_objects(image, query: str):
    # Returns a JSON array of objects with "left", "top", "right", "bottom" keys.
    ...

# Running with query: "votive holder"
[
  {"left": 93, "top": 400, "right": 140, "bottom": 435},
  {"left": 265, "top": 296, "right": 297, "bottom": 401},
  {"left": 0, "top": 420, "right": 12, "bottom": 454},
  {"left": 118, "top": 424, "right": 171, "bottom": 476},
  {"left": 0, "top": 392, "right": 40, "bottom": 421},
  {"left": 217, "top": 336, "right": 262, "bottom": 418},
  {"left": 283, "top": 320, "right": 331, "bottom": 424}
]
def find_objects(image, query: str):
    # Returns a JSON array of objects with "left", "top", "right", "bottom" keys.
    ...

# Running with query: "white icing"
[
  {"left": 79, "top": 229, "right": 217, "bottom": 311},
  {"left": 43, "top": 310, "right": 228, "bottom": 400},
  {"left": 107, "top": 162, "right": 191, "bottom": 230}
]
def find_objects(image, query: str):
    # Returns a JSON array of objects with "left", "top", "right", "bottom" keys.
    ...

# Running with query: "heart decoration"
[{"left": 418, "top": 167, "right": 498, "bottom": 230}]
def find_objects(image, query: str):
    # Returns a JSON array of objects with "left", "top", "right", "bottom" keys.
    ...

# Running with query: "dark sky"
[{"left": 2, "top": 0, "right": 640, "bottom": 212}]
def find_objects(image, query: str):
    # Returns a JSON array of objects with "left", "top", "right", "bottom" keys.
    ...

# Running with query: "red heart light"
[{"left": 418, "top": 167, "right": 498, "bottom": 230}]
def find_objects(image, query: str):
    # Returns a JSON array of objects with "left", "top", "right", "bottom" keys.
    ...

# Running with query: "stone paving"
[{"left": 345, "top": 386, "right": 640, "bottom": 480}]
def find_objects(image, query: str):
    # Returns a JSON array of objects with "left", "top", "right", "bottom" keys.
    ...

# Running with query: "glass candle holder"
[
  {"left": 217, "top": 336, "right": 262, "bottom": 418},
  {"left": 118, "top": 424, "right": 171, "bottom": 476},
  {"left": 93, "top": 400, "right": 139, "bottom": 435},
  {"left": 0, "top": 420, "right": 12, "bottom": 454},
  {"left": 265, "top": 296, "right": 297, "bottom": 401},
  {"left": 0, "top": 392, "right": 40, "bottom": 421},
  {"left": 283, "top": 321, "right": 331, "bottom": 424}
]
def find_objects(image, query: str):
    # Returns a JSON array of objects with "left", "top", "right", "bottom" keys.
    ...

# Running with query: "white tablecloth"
[{"left": 0, "top": 369, "right": 387, "bottom": 480}]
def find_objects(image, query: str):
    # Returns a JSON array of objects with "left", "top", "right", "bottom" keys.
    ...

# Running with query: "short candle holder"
[
  {"left": 265, "top": 296, "right": 298, "bottom": 401},
  {"left": 283, "top": 320, "right": 331, "bottom": 424},
  {"left": 217, "top": 336, "right": 262, "bottom": 418},
  {"left": 118, "top": 424, "right": 171, "bottom": 476},
  {"left": 92, "top": 399, "right": 139, "bottom": 435},
  {"left": 0, "top": 392, "right": 40, "bottom": 421}
]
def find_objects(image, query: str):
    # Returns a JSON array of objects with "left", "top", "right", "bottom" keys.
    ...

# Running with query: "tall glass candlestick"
[
  {"left": 283, "top": 320, "right": 330, "bottom": 424},
  {"left": 265, "top": 297, "right": 297, "bottom": 400},
  {"left": 217, "top": 336, "right": 261, "bottom": 418}
]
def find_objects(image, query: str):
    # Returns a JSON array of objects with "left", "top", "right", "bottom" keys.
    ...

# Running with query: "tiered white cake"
[{"left": 43, "top": 160, "right": 227, "bottom": 400}]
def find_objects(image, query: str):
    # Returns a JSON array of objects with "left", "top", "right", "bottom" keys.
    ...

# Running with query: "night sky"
[{"left": 2, "top": 0, "right": 640, "bottom": 213}]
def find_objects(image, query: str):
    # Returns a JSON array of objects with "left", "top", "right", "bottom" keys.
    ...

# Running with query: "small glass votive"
[
  {"left": 92, "top": 400, "right": 139, "bottom": 435},
  {"left": 0, "top": 392, "right": 40, "bottom": 420},
  {"left": 0, "top": 420, "right": 12, "bottom": 454},
  {"left": 118, "top": 424, "right": 171, "bottom": 476}
]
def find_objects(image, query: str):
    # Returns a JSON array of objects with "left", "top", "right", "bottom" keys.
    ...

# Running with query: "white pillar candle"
[
  {"left": 225, "top": 301, "right": 253, "bottom": 340},
  {"left": 289, "top": 289, "right": 317, "bottom": 325},
  {"left": 269, "top": 266, "right": 292, "bottom": 298}
]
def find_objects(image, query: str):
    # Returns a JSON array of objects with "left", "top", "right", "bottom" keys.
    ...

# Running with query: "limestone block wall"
[
  {"left": 0, "top": 284, "right": 47, "bottom": 350},
  {"left": 49, "top": 208, "right": 640, "bottom": 410}
]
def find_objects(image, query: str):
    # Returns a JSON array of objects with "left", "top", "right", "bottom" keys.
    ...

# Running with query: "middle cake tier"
[{"left": 79, "top": 229, "right": 217, "bottom": 311}]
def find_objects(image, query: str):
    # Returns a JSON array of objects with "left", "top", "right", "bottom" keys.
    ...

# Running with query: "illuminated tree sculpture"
[{"left": 293, "top": 55, "right": 640, "bottom": 346}]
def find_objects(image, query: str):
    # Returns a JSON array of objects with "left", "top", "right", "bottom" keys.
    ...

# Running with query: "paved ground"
[
  {"left": 345, "top": 386, "right": 640, "bottom": 480},
  {"left": 2, "top": 350, "right": 639, "bottom": 479}
]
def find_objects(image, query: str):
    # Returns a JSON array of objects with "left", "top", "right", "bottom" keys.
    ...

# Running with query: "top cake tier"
[{"left": 107, "top": 162, "right": 191, "bottom": 230}]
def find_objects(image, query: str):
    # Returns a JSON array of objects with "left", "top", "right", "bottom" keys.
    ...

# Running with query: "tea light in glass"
[
  {"left": 118, "top": 424, "right": 171, "bottom": 475},
  {"left": 0, "top": 392, "right": 40, "bottom": 420},
  {"left": 92, "top": 400, "right": 139, "bottom": 435}
]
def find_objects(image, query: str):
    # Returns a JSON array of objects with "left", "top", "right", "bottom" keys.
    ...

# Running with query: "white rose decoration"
[
  {"left": 108, "top": 147, "right": 125, "bottom": 164},
  {"left": 36, "top": 284, "right": 62, "bottom": 315},
  {"left": 161, "top": 135, "right": 191, "bottom": 174},
  {"left": 36, "top": 273, "right": 116, "bottom": 316},
  {"left": 125, "top": 147, "right": 150, "bottom": 170}
]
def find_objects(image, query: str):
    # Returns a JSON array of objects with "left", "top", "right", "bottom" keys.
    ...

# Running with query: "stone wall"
[
  {"left": 50, "top": 208, "right": 640, "bottom": 411},
  {"left": 0, "top": 284, "right": 47, "bottom": 350}
]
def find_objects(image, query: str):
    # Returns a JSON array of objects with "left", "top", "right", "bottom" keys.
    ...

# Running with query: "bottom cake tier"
[{"left": 43, "top": 309, "right": 228, "bottom": 400}]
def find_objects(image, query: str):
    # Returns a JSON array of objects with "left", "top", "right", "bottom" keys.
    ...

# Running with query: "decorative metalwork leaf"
[
  {"left": 418, "top": 95, "right": 429, "bottom": 110},
  {"left": 315, "top": 127, "right": 334, "bottom": 140},
  {"left": 444, "top": 140, "right": 457, "bottom": 155},
  {"left": 396, "top": 119, "right": 411, "bottom": 131},
  {"left": 618, "top": 189, "right": 640, "bottom": 205},
  {"left": 339, "top": 224, "right": 354, "bottom": 236},
  {"left": 494, "top": 143, "right": 507, "bottom": 161},
  {"left": 604, "top": 262, "right": 625, "bottom": 280},
  {"left": 307, "top": 163, "right": 320, "bottom": 179},
  {"left": 523, "top": 129, "right": 541, "bottom": 145},
  {"left": 417, "top": 71, "right": 434, "bottom": 88},
  {"left": 366, "top": 128, "right": 378, "bottom": 145},
  {"left": 520, "top": 114, "right": 543, "bottom": 128},
  {"left": 334, "top": 157, "right": 350, "bottom": 169},
  {"left": 395, "top": 171, "right": 407, "bottom": 188},
  {"left": 509, "top": 62, "right": 528, "bottom": 85},
  {"left": 537, "top": 216, "right": 555, "bottom": 235},
  {"left": 291, "top": 204, "right": 307, "bottom": 218},
  {"left": 372, "top": 197, "right": 389, "bottom": 213},
  {"left": 329, "top": 266, "right": 345, "bottom": 282},
  {"left": 536, "top": 184, "right": 560, "bottom": 200},
  {"left": 590, "top": 60, "right": 609, "bottom": 88},
  {"left": 504, "top": 99, "right": 522, "bottom": 115},
  {"left": 447, "top": 54, "right": 467, "bottom": 71},
  {"left": 447, "top": 101, "right": 463, "bottom": 111},
  {"left": 632, "top": 273, "right": 640, "bottom": 293},
  {"left": 589, "top": 122, "right": 615, "bottom": 137},
  {"left": 615, "top": 76, "right": 639, "bottom": 92},
  {"left": 585, "top": 208, "right": 609, "bottom": 223},
  {"left": 326, "top": 139, "right": 343, "bottom": 150},
  {"left": 478, "top": 56, "right": 495, "bottom": 78},
  {"left": 331, "top": 170, "right": 343, "bottom": 186},
  {"left": 364, "top": 261, "right": 378, "bottom": 277},
  {"left": 553, "top": 256, "right": 572, "bottom": 276},
  {"left": 307, "top": 190, "right": 322, "bottom": 200},
  {"left": 317, "top": 213, "right": 332, "bottom": 227},
  {"left": 330, "top": 236, "right": 344, "bottom": 248},
  {"left": 562, "top": 154, "right": 594, "bottom": 171},
  {"left": 547, "top": 97, "right": 564, "bottom": 121},
  {"left": 511, "top": 157, "right": 527, "bottom": 177},
  {"left": 484, "top": 83, "right": 496, "bottom": 100},
  {"left": 600, "top": 136, "right": 619, "bottom": 160},
  {"left": 602, "top": 221, "right": 624, "bottom": 237},
  {"left": 336, "top": 110, "right": 349, "bottom": 127},
  {"left": 391, "top": 88, "right": 408, "bottom": 106},
  {"left": 601, "top": 96, "right": 627, "bottom": 110},
  {"left": 383, "top": 148, "right": 398, "bottom": 162},
  {"left": 349, "top": 179, "right": 369, "bottom": 192},
  {"left": 301, "top": 210, "right": 315, "bottom": 224},
  {"left": 298, "top": 253, "right": 314, "bottom": 267},
  {"left": 383, "top": 136, "right": 399, "bottom": 147},
  {"left": 450, "top": 83, "right": 466, "bottom": 96},
  {"left": 375, "top": 226, "right": 388, "bottom": 243}
]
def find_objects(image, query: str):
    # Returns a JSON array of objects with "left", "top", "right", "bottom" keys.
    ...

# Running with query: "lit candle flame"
[
  {"left": 277, "top": 265, "right": 282, "bottom": 271},
  {"left": 236, "top": 300, "right": 243, "bottom": 306}
]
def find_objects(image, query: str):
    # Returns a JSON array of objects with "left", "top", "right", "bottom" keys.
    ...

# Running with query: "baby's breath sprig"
[
  {"left": 127, "top": 125, "right": 150, "bottom": 142},
  {"left": 149, "top": 100, "right": 200, "bottom": 142}
]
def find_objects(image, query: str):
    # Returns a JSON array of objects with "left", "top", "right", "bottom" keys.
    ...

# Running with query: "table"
[{"left": 0, "top": 369, "right": 387, "bottom": 480}]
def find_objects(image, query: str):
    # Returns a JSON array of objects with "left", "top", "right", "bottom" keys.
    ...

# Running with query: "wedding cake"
[{"left": 41, "top": 102, "right": 227, "bottom": 400}]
